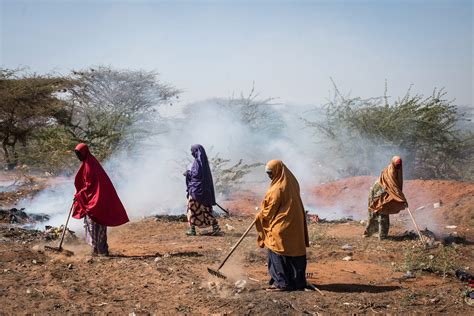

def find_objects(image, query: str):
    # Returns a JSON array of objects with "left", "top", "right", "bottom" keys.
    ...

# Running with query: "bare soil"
[{"left": 1, "top": 174, "right": 473, "bottom": 314}]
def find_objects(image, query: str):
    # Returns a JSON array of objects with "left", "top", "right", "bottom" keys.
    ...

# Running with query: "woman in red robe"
[{"left": 72, "top": 143, "right": 129, "bottom": 256}]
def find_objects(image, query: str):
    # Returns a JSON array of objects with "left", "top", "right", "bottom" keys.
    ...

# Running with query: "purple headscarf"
[{"left": 186, "top": 144, "right": 216, "bottom": 206}]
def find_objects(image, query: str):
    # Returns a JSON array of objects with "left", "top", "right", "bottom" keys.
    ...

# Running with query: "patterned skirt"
[
  {"left": 84, "top": 215, "right": 109, "bottom": 255},
  {"left": 186, "top": 198, "right": 217, "bottom": 228}
]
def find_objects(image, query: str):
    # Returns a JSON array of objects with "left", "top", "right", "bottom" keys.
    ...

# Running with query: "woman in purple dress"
[{"left": 184, "top": 144, "right": 221, "bottom": 236}]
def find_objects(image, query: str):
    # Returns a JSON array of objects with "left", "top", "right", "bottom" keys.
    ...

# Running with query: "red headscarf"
[{"left": 72, "top": 143, "right": 129, "bottom": 226}]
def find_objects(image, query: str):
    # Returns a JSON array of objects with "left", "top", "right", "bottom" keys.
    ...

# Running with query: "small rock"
[
  {"left": 342, "top": 256, "right": 352, "bottom": 261},
  {"left": 430, "top": 297, "right": 440, "bottom": 303},
  {"left": 247, "top": 303, "right": 255, "bottom": 309},
  {"left": 163, "top": 253, "right": 170, "bottom": 258},
  {"left": 154, "top": 256, "right": 162, "bottom": 262},
  {"left": 32, "top": 260, "right": 37, "bottom": 264},
  {"left": 341, "top": 244, "right": 353, "bottom": 251},
  {"left": 225, "top": 224, "right": 235, "bottom": 231},
  {"left": 234, "top": 279, "right": 247, "bottom": 289},
  {"left": 67, "top": 264, "right": 73, "bottom": 270},
  {"left": 360, "top": 220, "right": 366, "bottom": 225},
  {"left": 403, "top": 271, "right": 415, "bottom": 278},
  {"left": 428, "top": 255, "right": 434, "bottom": 260},
  {"left": 26, "top": 288, "right": 32, "bottom": 294}
]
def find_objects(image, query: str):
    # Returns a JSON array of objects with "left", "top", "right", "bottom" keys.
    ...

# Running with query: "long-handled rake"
[
  {"left": 44, "top": 202, "right": 75, "bottom": 256},
  {"left": 207, "top": 218, "right": 256, "bottom": 279},
  {"left": 215, "top": 203, "right": 230, "bottom": 215},
  {"left": 406, "top": 207, "right": 425, "bottom": 245}
]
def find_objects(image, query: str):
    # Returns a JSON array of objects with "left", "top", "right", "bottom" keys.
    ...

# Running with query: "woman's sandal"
[{"left": 265, "top": 285, "right": 285, "bottom": 292}]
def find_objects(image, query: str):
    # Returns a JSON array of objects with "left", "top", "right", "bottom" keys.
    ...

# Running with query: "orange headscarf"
[
  {"left": 369, "top": 156, "right": 407, "bottom": 214},
  {"left": 255, "top": 160, "right": 309, "bottom": 256}
]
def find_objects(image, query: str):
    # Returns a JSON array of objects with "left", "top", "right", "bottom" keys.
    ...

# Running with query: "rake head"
[
  {"left": 207, "top": 267, "right": 227, "bottom": 279},
  {"left": 44, "top": 245, "right": 74, "bottom": 257}
]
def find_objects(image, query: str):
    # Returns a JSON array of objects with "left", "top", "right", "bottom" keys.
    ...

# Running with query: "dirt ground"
[
  {"left": 1, "top": 172, "right": 473, "bottom": 314},
  {"left": 1, "top": 216, "right": 473, "bottom": 314}
]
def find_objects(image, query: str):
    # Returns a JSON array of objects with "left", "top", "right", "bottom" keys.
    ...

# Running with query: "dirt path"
[{"left": 1, "top": 217, "right": 472, "bottom": 314}]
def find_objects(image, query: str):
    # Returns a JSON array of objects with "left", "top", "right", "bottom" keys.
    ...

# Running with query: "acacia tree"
[
  {"left": 58, "top": 66, "right": 180, "bottom": 160},
  {"left": 311, "top": 82, "right": 473, "bottom": 180},
  {"left": 219, "top": 83, "right": 285, "bottom": 135},
  {"left": 0, "top": 69, "right": 70, "bottom": 169}
]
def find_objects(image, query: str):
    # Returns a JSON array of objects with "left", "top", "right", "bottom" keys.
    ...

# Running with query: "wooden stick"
[
  {"left": 217, "top": 219, "right": 256, "bottom": 270},
  {"left": 406, "top": 207, "right": 425, "bottom": 244},
  {"left": 57, "top": 202, "right": 74, "bottom": 250},
  {"left": 307, "top": 283, "right": 324, "bottom": 296},
  {"left": 215, "top": 203, "right": 229, "bottom": 215}
]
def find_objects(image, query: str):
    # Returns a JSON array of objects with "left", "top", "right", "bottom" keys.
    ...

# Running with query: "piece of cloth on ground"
[
  {"left": 186, "top": 198, "right": 217, "bottom": 228},
  {"left": 368, "top": 156, "right": 407, "bottom": 215},
  {"left": 267, "top": 249, "right": 307, "bottom": 290},
  {"left": 73, "top": 143, "right": 129, "bottom": 227},
  {"left": 364, "top": 210, "right": 390, "bottom": 238},
  {"left": 84, "top": 215, "right": 108, "bottom": 255},
  {"left": 255, "top": 160, "right": 309, "bottom": 257}
]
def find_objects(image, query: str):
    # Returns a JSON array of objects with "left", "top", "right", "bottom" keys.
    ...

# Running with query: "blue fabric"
[
  {"left": 185, "top": 144, "right": 216, "bottom": 206},
  {"left": 268, "top": 249, "right": 307, "bottom": 290}
]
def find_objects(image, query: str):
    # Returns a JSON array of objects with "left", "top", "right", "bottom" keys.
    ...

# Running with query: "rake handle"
[
  {"left": 58, "top": 202, "right": 74, "bottom": 250},
  {"left": 217, "top": 218, "right": 256, "bottom": 270},
  {"left": 215, "top": 203, "right": 229, "bottom": 215},
  {"left": 406, "top": 207, "right": 425, "bottom": 244}
]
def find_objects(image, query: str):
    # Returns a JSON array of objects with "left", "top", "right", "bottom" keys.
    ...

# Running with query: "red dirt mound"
[{"left": 307, "top": 176, "right": 474, "bottom": 228}]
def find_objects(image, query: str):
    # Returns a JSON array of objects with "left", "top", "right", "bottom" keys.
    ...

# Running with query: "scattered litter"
[
  {"left": 342, "top": 256, "right": 352, "bottom": 261},
  {"left": 154, "top": 256, "right": 161, "bottom": 262},
  {"left": 306, "top": 213, "right": 320, "bottom": 224},
  {"left": 433, "top": 201, "right": 442, "bottom": 209},
  {"left": 403, "top": 271, "right": 415, "bottom": 279},
  {"left": 225, "top": 224, "right": 235, "bottom": 231},
  {"left": 455, "top": 270, "right": 473, "bottom": 282},
  {"left": 341, "top": 244, "right": 353, "bottom": 251},
  {"left": 44, "top": 225, "right": 76, "bottom": 241},
  {"left": 67, "top": 264, "right": 73, "bottom": 270},
  {"left": 32, "top": 260, "right": 37, "bottom": 264},
  {"left": 153, "top": 214, "right": 187, "bottom": 222},
  {"left": 445, "top": 225, "right": 457, "bottom": 229},
  {"left": 26, "top": 288, "right": 31, "bottom": 294},
  {"left": 234, "top": 279, "right": 247, "bottom": 289}
]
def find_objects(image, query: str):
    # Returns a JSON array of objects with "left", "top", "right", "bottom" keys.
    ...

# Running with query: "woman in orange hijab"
[
  {"left": 255, "top": 160, "right": 309, "bottom": 291},
  {"left": 363, "top": 156, "right": 408, "bottom": 240}
]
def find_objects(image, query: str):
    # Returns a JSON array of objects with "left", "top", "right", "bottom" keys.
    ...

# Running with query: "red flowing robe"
[{"left": 72, "top": 143, "right": 129, "bottom": 226}]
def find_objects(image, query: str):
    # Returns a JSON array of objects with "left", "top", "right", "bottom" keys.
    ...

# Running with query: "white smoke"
[{"left": 19, "top": 95, "right": 400, "bottom": 229}]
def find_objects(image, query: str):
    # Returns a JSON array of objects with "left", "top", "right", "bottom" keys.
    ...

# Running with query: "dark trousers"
[{"left": 268, "top": 249, "right": 307, "bottom": 290}]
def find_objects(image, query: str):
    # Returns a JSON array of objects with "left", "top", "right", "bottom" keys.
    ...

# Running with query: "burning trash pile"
[
  {"left": 396, "top": 228, "right": 467, "bottom": 247},
  {"left": 455, "top": 270, "right": 474, "bottom": 306},
  {"left": 0, "top": 208, "right": 50, "bottom": 224},
  {"left": 305, "top": 211, "right": 355, "bottom": 224}
]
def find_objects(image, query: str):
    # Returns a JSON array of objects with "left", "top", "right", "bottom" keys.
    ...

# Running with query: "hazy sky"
[{"left": 1, "top": 0, "right": 472, "bottom": 106}]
